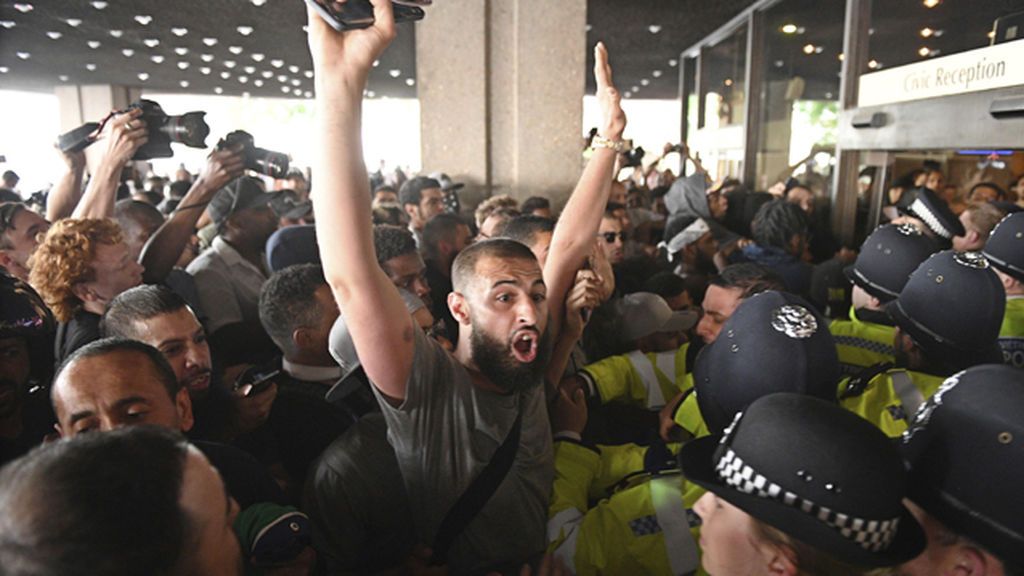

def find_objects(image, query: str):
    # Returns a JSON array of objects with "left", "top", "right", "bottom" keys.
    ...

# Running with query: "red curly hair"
[{"left": 28, "top": 218, "right": 123, "bottom": 322}]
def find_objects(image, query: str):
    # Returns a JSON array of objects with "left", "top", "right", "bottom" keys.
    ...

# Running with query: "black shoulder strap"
[
  {"left": 839, "top": 362, "right": 894, "bottom": 400},
  {"left": 430, "top": 407, "right": 523, "bottom": 565}
]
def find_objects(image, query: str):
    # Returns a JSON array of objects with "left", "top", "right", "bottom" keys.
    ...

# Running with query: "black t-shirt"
[
  {"left": 55, "top": 310, "right": 101, "bottom": 367},
  {"left": 193, "top": 440, "right": 285, "bottom": 508},
  {"left": 0, "top": 386, "right": 56, "bottom": 468}
]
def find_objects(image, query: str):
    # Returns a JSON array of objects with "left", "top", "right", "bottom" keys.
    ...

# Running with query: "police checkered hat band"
[
  {"left": 715, "top": 448, "right": 901, "bottom": 552},
  {"left": 909, "top": 198, "right": 953, "bottom": 239}
]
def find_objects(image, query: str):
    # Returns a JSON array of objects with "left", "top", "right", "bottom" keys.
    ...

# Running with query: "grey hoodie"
[{"left": 663, "top": 172, "right": 738, "bottom": 244}]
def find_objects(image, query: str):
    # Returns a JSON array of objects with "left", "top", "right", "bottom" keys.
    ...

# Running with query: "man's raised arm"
[
  {"left": 307, "top": 0, "right": 414, "bottom": 401},
  {"left": 544, "top": 43, "right": 626, "bottom": 335}
]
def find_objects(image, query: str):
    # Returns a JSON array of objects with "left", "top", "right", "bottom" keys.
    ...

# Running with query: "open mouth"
[
  {"left": 184, "top": 371, "right": 211, "bottom": 392},
  {"left": 511, "top": 330, "right": 539, "bottom": 364}
]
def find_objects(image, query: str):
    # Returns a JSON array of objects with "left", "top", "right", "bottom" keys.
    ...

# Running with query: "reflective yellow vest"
[
  {"left": 840, "top": 368, "right": 947, "bottom": 437},
  {"left": 548, "top": 440, "right": 705, "bottom": 576},
  {"left": 580, "top": 343, "right": 692, "bottom": 410},
  {"left": 999, "top": 297, "right": 1024, "bottom": 369},
  {"left": 829, "top": 307, "right": 896, "bottom": 376}
]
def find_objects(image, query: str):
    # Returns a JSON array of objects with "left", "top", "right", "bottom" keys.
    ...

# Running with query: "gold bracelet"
[{"left": 590, "top": 135, "right": 627, "bottom": 153}]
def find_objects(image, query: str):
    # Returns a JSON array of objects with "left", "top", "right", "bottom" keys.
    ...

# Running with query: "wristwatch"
[{"left": 590, "top": 135, "right": 627, "bottom": 153}]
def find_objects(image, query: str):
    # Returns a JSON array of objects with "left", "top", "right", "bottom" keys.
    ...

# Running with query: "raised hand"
[
  {"left": 594, "top": 42, "right": 626, "bottom": 142},
  {"left": 306, "top": 0, "right": 397, "bottom": 84},
  {"left": 196, "top": 144, "right": 246, "bottom": 193},
  {"left": 93, "top": 107, "right": 148, "bottom": 167}
]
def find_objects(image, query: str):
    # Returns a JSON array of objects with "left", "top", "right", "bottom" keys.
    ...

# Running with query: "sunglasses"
[{"left": 598, "top": 231, "right": 627, "bottom": 244}]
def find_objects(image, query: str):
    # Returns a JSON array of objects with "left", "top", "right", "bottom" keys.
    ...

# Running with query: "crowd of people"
[{"left": 0, "top": 1, "right": 1023, "bottom": 575}]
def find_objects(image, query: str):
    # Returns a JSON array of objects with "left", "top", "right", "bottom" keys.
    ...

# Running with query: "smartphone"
[
  {"left": 233, "top": 366, "right": 280, "bottom": 397},
  {"left": 305, "top": 0, "right": 425, "bottom": 31}
]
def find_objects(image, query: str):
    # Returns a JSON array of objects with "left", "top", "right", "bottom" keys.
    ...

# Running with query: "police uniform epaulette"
[{"left": 840, "top": 361, "right": 894, "bottom": 400}]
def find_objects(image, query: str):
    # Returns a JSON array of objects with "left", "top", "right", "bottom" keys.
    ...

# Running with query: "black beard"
[{"left": 470, "top": 325, "right": 552, "bottom": 394}]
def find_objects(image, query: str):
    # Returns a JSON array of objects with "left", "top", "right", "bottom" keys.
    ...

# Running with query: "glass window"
[
  {"left": 683, "top": 57, "right": 698, "bottom": 143},
  {"left": 754, "top": 0, "right": 845, "bottom": 192},
  {"left": 867, "top": 1, "right": 1014, "bottom": 73},
  {"left": 701, "top": 26, "right": 747, "bottom": 129}
]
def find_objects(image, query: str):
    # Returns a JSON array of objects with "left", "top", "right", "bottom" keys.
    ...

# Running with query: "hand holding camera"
[
  {"left": 88, "top": 107, "right": 149, "bottom": 170},
  {"left": 306, "top": 0, "right": 397, "bottom": 79}
]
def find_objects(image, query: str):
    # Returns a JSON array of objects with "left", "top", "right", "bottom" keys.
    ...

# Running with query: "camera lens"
[
  {"left": 164, "top": 111, "right": 210, "bottom": 148},
  {"left": 253, "top": 148, "right": 290, "bottom": 179}
]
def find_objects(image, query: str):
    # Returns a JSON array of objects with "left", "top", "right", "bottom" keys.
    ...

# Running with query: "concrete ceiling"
[{"left": 0, "top": 0, "right": 762, "bottom": 101}]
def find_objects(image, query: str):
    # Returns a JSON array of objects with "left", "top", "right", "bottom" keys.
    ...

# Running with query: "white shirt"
[
  {"left": 282, "top": 358, "right": 343, "bottom": 384},
  {"left": 186, "top": 236, "right": 268, "bottom": 333}
]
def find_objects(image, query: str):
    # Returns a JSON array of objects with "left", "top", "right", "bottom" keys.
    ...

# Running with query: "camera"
[
  {"left": 56, "top": 99, "right": 209, "bottom": 160},
  {"left": 217, "top": 130, "right": 290, "bottom": 179},
  {"left": 623, "top": 145, "right": 646, "bottom": 169}
]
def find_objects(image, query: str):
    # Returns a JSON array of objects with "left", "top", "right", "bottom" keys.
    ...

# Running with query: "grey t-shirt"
[{"left": 350, "top": 326, "right": 553, "bottom": 574}]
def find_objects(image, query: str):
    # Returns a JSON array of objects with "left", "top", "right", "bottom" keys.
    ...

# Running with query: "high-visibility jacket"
[
  {"left": 829, "top": 307, "right": 896, "bottom": 376},
  {"left": 547, "top": 440, "right": 704, "bottom": 576},
  {"left": 1000, "top": 296, "right": 1024, "bottom": 369},
  {"left": 840, "top": 367, "right": 947, "bottom": 437},
  {"left": 672, "top": 385, "right": 708, "bottom": 439},
  {"left": 579, "top": 343, "right": 692, "bottom": 410}
]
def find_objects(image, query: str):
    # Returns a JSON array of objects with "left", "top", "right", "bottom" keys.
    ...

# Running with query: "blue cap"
[{"left": 265, "top": 225, "right": 319, "bottom": 273}]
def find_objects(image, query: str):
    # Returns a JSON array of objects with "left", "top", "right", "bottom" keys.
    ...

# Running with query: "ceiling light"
[
  {"left": 803, "top": 43, "right": 816, "bottom": 54},
  {"left": 144, "top": 38, "right": 160, "bottom": 48},
  {"left": 624, "top": 92, "right": 632, "bottom": 99},
  {"left": 174, "top": 47, "right": 188, "bottom": 56},
  {"left": 652, "top": 70, "right": 663, "bottom": 78},
  {"left": 91, "top": 1, "right": 108, "bottom": 8},
  {"left": 66, "top": 18, "right": 82, "bottom": 27},
  {"left": 277, "top": 74, "right": 288, "bottom": 82},
  {"left": 372, "top": 60, "right": 379, "bottom": 67},
  {"left": 281, "top": 86, "right": 291, "bottom": 94},
  {"left": 987, "top": 30, "right": 995, "bottom": 39},
  {"left": 838, "top": 53, "right": 845, "bottom": 61},
  {"left": 868, "top": 59, "right": 880, "bottom": 69},
  {"left": 87, "top": 41, "right": 101, "bottom": 49},
  {"left": 288, "top": 65, "right": 300, "bottom": 74},
  {"left": 59, "top": 74, "right": 69, "bottom": 81},
  {"left": 172, "top": 27, "right": 188, "bottom": 37},
  {"left": 203, "top": 37, "right": 218, "bottom": 46},
  {"left": 201, "top": 54, "right": 214, "bottom": 62},
  {"left": 150, "top": 55, "right": 165, "bottom": 64},
  {"left": 0, "top": 67, "right": 8, "bottom": 74},
  {"left": 724, "top": 78, "right": 733, "bottom": 86},
  {"left": 109, "top": 30, "right": 123, "bottom": 38},
  {"left": 303, "top": 70, "right": 313, "bottom": 78},
  {"left": 177, "top": 62, "right": 189, "bottom": 70},
  {"left": 774, "top": 60, "right": 784, "bottom": 68},
  {"left": 271, "top": 59, "right": 284, "bottom": 68},
  {"left": 631, "top": 85, "right": 639, "bottom": 92},
  {"left": 244, "top": 66, "right": 256, "bottom": 74},
  {"left": 85, "top": 63, "right": 96, "bottom": 71},
  {"left": 640, "top": 79, "right": 650, "bottom": 86},
  {"left": 918, "top": 46, "right": 931, "bottom": 57},
  {"left": 405, "top": 78, "right": 415, "bottom": 86},
  {"left": 138, "top": 72, "right": 150, "bottom": 81},
  {"left": 304, "top": 91, "right": 313, "bottom": 98},
  {"left": 781, "top": 24, "right": 798, "bottom": 34},
  {"left": 214, "top": 87, "right": 223, "bottom": 94},
  {"left": 291, "top": 78, "right": 301, "bottom": 86},
  {"left": 229, "top": 46, "right": 243, "bottom": 55},
  {"left": 134, "top": 15, "right": 152, "bottom": 26},
  {"left": 16, "top": 52, "right": 30, "bottom": 60},
  {"left": 122, "top": 49, "right": 135, "bottom": 57},
  {"left": 251, "top": 53, "right": 265, "bottom": 62},
  {"left": 236, "top": 26, "right": 254, "bottom": 36},
  {"left": 920, "top": 27, "right": 934, "bottom": 37},
  {"left": 648, "top": 25, "right": 662, "bottom": 34},
  {"left": 0, "top": 21, "right": 14, "bottom": 29},
  {"left": 13, "top": 4, "right": 33, "bottom": 13},
  {"left": 922, "top": 0, "right": 940, "bottom": 7},
  {"left": 302, "top": 25, "right": 308, "bottom": 33},
  {"left": 254, "top": 79, "right": 264, "bottom": 87},
  {"left": 366, "top": 90, "right": 376, "bottom": 98},
  {"left": 585, "top": 24, "right": 592, "bottom": 32},
  {"left": 47, "top": 31, "right": 62, "bottom": 40},
  {"left": 221, "top": 71, "right": 231, "bottom": 79},
  {"left": 224, "top": 60, "right": 236, "bottom": 68},
  {"left": 252, "top": 0, "right": 267, "bottom": 6},
  {"left": 388, "top": 69, "right": 401, "bottom": 78},
  {"left": 238, "top": 76, "right": 249, "bottom": 84},
  {"left": 180, "top": 80, "right": 190, "bottom": 88},
  {"left": 262, "top": 70, "right": 273, "bottom": 78},
  {"left": 825, "top": 91, "right": 834, "bottom": 99},
  {"left": 668, "top": 59, "right": 678, "bottom": 67},
  {"left": 242, "top": 91, "right": 250, "bottom": 98},
  {"left": 200, "top": 67, "right": 211, "bottom": 75}
]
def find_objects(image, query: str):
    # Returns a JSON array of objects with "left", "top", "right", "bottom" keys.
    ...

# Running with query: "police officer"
[
  {"left": 898, "top": 186, "right": 964, "bottom": 248},
  {"left": 547, "top": 291, "right": 841, "bottom": 576},
  {"left": 830, "top": 224, "right": 937, "bottom": 375},
  {"left": 841, "top": 250, "right": 1005, "bottom": 436},
  {"left": 981, "top": 212, "right": 1024, "bottom": 368},
  {"left": 899, "top": 364, "right": 1024, "bottom": 575}
]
